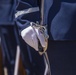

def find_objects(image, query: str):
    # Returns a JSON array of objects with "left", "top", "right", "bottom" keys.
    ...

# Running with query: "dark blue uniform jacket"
[
  {"left": 0, "top": 0, "right": 76, "bottom": 40},
  {"left": 0, "top": 0, "right": 16, "bottom": 25},
  {"left": 1, "top": 1, "right": 76, "bottom": 75}
]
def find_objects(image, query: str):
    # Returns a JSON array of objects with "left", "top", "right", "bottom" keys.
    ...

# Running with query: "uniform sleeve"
[
  {"left": 0, "top": 0, "right": 15, "bottom": 25},
  {"left": 15, "top": 0, "right": 41, "bottom": 34},
  {"left": 50, "top": 1, "right": 76, "bottom": 40}
]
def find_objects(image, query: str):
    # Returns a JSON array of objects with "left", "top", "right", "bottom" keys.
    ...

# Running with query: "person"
[
  {"left": 0, "top": 0, "right": 17, "bottom": 75},
  {"left": 0, "top": 0, "right": 45, "bottom": 75},
  {"left": 15, "top": 0, "right": 76, "bottom": 75},
  {"left": 15, "top": 0, "right": 45, "bottom": 75},
  {"left": 47, "top": 0, "right": 76, "bottom": 75},
  {"left": 1, "top": 0, "right": 76, "bottom": 75}
]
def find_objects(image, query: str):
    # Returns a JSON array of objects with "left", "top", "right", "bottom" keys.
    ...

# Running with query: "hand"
[{"left": 21, "top": 22, "right": 49, "bottom": 54}]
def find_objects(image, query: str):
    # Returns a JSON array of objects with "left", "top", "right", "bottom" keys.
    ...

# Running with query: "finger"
[{"left": 35, "top": 28, "right": 46, "bottom": 47}]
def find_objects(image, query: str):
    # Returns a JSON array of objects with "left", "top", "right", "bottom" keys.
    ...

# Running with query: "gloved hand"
[{"left": 21, "top": 22, "right": 49, "bottom": 54}]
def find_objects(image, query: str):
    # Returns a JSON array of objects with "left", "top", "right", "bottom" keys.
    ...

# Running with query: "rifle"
[{"left": 39, "top": 0, "right": 51, "bottom": 75}]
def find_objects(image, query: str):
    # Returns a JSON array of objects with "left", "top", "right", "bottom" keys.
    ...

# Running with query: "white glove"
[{"left": 21, "top": 22, "right": 49, "bottom": 53}]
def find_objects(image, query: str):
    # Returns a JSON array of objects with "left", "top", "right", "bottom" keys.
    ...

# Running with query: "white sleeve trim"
[{"left": 15, "top": 7, "right": 39, "bottom": 18}]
